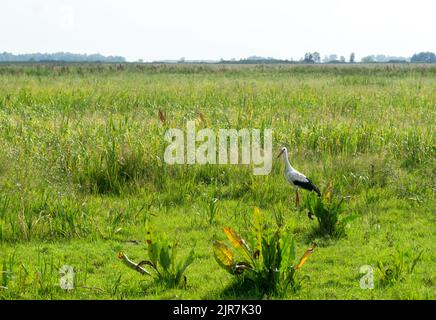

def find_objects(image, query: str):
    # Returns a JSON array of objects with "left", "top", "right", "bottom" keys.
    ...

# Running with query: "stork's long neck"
[{"left": 283, "top": 150, "right": 295, "bottom": 172}]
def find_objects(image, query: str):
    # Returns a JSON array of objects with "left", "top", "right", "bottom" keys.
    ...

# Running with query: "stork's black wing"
[{"left": 293, "top": 178, "right": 321, "bottom": 196}]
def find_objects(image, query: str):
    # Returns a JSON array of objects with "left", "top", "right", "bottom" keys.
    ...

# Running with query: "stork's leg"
[{"left": 295, "top": 189, "right": 300, "bottom": 207}]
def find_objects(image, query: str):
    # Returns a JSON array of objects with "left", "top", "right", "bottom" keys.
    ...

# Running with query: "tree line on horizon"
[
  {"left": 0, "top": 52, "right": 126, "bottom": 63},
  {"left": 0, "top": 51, "right": 435, "bottom": 64},
  {"left": 221, "top": 52, "right": 436, "bottom": 64}
]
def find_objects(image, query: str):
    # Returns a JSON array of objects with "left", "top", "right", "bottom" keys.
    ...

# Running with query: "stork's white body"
[
  {"left": 278, "top": 147, "right": 321, "bottom": 206},
  {"left": 281, "top": 148, "right": 310, "bottom": 187}
]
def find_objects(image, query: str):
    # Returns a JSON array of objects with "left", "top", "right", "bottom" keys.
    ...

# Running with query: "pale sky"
[{"left": 1, "top": 0, "right": 435, "bottom": 61}]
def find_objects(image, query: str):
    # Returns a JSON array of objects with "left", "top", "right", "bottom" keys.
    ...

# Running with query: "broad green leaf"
[
  {"left": 213, "top": 241, "right": 235, "bottom": 273},
  {"left": 159, "top": 245, "right": 171, "bottom": 271},
  {"left": 176, "top": 249, "right": 195, "bottom": 284},
  {"left": 223, "top": 227, "right": 253, "bottom": 263},
  {"left": 279, "top": 232, "right": 296, "bottom": 270},
  {"left": 146, "top": 237, "right": 160, "bottom": 267},
  {"left": 261, "top": 236, "right": 270, "bottom": 268}
]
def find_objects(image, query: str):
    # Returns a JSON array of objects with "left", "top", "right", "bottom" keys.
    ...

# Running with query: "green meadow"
[{"left": 0, "top": 63, "right": 434, "bottom": 299}]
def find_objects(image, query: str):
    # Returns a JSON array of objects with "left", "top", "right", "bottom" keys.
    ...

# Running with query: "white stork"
[{"left": 277, "top": 146, "right": 321, "bottom": 206}]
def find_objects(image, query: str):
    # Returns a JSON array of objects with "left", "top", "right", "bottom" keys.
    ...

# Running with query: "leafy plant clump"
[
  {"left": 304, "top": 183, "right": 355, "bottom": 238},
  {"left": 119, "top": 234, "right": 195, "bottom": 288},
  {"left": 213, "top": 207, "right": 316, "bottom": 297},
  {"left": 376, "top": 248, "right": 424, "bottom": 287},
  {"left": 203, "top": 197, "right": 219, "bottom": 226}
]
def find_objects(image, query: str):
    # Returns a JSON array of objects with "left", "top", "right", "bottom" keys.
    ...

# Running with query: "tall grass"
[{"left": 0, "top": 64, "right": 433, "bottom": 271}]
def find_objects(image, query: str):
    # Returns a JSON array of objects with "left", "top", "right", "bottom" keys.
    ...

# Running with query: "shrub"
[
  {"left": 213, "top": 207, "right": 316, "bottom": 297},
  {"left": 303, "top": 183, "right": 355, "bottom": 238},
  {"left": 119, "top": 235, "right": 195, "bottom": 288},
  {"left": 202, "top": 197, "right": 219, "bottom": 226},
  {"left": 376, "top": 249, "right": 424, "bottom": 287}
]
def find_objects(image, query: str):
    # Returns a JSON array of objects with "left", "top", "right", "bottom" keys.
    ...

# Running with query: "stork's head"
[{"left": 277, "top": 146, "right": 287, "bottom": 159}]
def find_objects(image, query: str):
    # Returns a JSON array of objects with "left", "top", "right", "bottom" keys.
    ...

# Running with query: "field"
[{"left": 0, "top": 63, "right": 434, "bottom": 300}]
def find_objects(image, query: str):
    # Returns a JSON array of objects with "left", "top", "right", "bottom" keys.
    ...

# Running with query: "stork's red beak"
[{"left": 277, "top": 149, "right": 285, "bottom": 159}]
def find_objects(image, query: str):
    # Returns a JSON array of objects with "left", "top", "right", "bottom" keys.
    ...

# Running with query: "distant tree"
[
  {"left": 361, "top": 54, "right": 409, "bottom": 63},
  {"left": 340, "top": 56, "right": 346, "bottom": 63},
  {"left": 350, "top": 52, "right": 355, "bottom": 63},
  {"left": 376, "top": 55, "right": 387, "bottom": 62},
  {"left": 303, "top": 52, "right": 321, "bottom": 63},
  {"left": 361, "top": 55, "right": 375, "bottom": 63},
  {"left": 329, "top": 54, "right": 338, "bottom": 62},
  {"left": 323, "top": 55, "right": 329, "bottom": 63},
  {"left": 411, "top": 52, "right": 436, "bottom": 63},
  {"left": 304, "top": 52, "right": 314, "bottom": 63}
]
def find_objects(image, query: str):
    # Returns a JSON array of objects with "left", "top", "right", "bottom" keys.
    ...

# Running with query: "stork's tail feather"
[
  {"left": 293, "top": 178, "right": 321, "bottom": 196},
  {"left": 307, "top": 178, "right": 321, "bottom": 196}
]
